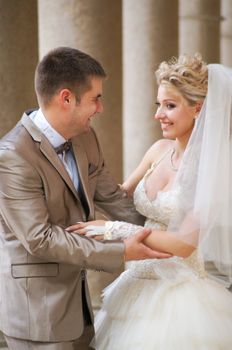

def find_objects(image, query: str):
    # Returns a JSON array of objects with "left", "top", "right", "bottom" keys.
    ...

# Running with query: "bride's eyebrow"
[{"left": 155, "top": 99, "right": 177, "bottom": 104}]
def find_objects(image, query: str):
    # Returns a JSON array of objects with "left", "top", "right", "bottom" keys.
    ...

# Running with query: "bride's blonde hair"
[{"left": 155, "top": 53, "right": 208, "bottom": 105}]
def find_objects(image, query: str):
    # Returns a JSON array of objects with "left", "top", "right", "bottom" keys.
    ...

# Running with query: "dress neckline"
[
  {"left": 139, "top": 177, "right": 175, "bottom": 203},
  {"left": 142, "top": 148, "right": 174, "bottom": 202}
]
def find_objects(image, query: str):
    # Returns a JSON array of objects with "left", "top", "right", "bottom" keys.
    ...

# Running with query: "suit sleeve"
[
  {"left": 94, "top": 164, "right": 145, "bottom": 225},
  {"left": 0, "top": 149, "right": 124, "bottom": 272}
]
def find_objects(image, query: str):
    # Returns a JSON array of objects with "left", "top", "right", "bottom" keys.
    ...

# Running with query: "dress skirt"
[{"left": 92, "top": 270, "right": 232, "bottom": 350}]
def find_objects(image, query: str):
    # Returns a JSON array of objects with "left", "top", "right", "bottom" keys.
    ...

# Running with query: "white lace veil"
[{"left": 168, "top": 64, "right": 232, "bottom": 285}]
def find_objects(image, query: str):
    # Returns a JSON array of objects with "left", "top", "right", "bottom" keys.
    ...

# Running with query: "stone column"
[
  {"left": 221, "top": 0, "right": 232, "bottom": 66},
  {"left": 0, "top": 1, "right": 38, "bottom": 347},
  {"left": 123, "top": 0, "right": 179, "bottom": 178},
  {"left": 179, "top": 0, "right": 221, "bottom": 63},
  {"left": 38, "top": 0, "right": 123, "bottom": 183},
  {"left": 0, "top": 0, "right": 38, "bottom": 137}
]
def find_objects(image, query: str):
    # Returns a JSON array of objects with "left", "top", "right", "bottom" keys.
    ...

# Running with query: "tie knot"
[{"left": 55, "top": 141, "right": 72, "bottom": 154}]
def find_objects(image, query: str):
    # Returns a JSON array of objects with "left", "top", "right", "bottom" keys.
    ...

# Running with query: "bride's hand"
[{"left": 66, "top": 220, "right": 106, "bottom": 239}]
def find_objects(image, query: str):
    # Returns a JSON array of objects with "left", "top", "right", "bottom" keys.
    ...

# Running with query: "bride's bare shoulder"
[{"left": 146, "top": 139, "right": 174, "bottom": 162}]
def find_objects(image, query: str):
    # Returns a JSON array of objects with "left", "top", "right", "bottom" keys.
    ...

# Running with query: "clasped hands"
[{"left": 66, "top": 221, "right": 172, "bottom": 261}]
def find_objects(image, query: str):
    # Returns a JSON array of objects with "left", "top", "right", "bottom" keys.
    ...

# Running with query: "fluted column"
[
  {"left": 0, "top": 0, "right": 38, "bottom": 137},
  {"left": 179, "top": 0, "right": 221, "bottom": 63},
  {"left": 38, "top": 0, "right": 123, "bottom": 182},
  {"left": 221, "top": 0, "right": 232, "bottom": 66},
  {"left": 123, "top": 0, "right": 179, "bottom": 179},
  {"left": 0, "top": 1, "right": 38, "bottom": 347}
]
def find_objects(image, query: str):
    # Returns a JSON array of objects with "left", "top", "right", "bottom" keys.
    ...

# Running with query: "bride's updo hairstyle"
[{"left": 155, "top": 53, "right": 208, "bottom": 106}]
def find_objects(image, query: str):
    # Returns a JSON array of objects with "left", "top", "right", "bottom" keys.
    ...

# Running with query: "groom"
[{"left": 0, "top": 47, "right": 169, "bottom": 350}]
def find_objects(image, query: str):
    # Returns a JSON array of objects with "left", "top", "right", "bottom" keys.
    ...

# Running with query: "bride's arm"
[
  {"left": 103, "top": 221, "right": 196, "bottom": 258},
  {"left": 145, "top": 212, "right": 199, "bottom": 258},
  {"left": 103, "top": 222, "right": 196, "bottom": 258},
  {"left": 66, "top": 220, "right": 144, "bottom": 239},
  {"left": 102, "top": 210, "right": 197, "bottom": 258},
  {"left": 143, "top": 230, "right": 196, "bottom": 258},
  {"left": 71, "top": 220, "right": 196, "bottom": 258},
  {"left": 67, "top": 218, "right": 196, "bottom": 258},
  {"left": 106, "top": 213, "right": 197, "bottom": 258}
]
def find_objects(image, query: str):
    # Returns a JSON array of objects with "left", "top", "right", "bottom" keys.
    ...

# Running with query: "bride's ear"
[
  {"left": 193, "top": 101, "right": 203, "bottom": 120},
  {"left": 195, "top": 101, "right": 203, "bottom": 113}
]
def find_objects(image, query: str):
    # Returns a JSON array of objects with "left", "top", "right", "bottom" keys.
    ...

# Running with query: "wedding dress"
[{"left": 92, "top": 169, "right": 232, "bottom": 350}]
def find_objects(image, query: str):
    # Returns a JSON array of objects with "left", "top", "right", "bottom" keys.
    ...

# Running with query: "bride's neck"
[{"left": 173, "top": 139, "right": 187, "bottom": 158}]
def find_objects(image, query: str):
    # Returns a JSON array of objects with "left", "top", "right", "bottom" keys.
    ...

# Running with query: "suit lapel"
[
  {"left": 40, "top": 138, "right": 79, "bottom": 198},
  {"left": 21, "top": 113, "right": 79, "bottom": 200}
]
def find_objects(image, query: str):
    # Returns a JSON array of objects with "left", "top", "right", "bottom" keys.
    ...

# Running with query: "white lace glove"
[
  {"left": 85, "top": 221, "right": 143, "bottom": 240},
  {"left": 84, "top": 225, "right": 107, "bottom": 237}
]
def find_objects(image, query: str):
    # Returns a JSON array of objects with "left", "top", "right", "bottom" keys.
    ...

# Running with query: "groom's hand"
[{"left": 124, "top": 228, "right": 172, "bottom": 261}]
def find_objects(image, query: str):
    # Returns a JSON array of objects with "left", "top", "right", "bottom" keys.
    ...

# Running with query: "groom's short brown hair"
[{"left": 35, "top": 47, "right": 106, "bottom": 106}]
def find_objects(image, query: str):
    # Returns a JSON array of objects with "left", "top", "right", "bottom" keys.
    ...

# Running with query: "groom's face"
[
  {"left": 72, "top": 77, "right": 104, "bottom": 135},
  {"left": 56, "top": 76, "right": 104, "bottom": 138}
]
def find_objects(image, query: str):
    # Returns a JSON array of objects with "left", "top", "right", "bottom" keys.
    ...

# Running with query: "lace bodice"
[
  {"left": 134, "top": 178, "right": 181, "bottom": 230},
  {"left": 107, "top": 177, "right": 206, "bottom": 281}
]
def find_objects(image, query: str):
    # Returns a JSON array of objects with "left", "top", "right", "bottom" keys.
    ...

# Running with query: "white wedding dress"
[{"left": 92, "top": 173, "right": 232, "bottom": 349}]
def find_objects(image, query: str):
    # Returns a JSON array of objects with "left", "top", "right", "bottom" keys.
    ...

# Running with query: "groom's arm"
[
  {"left": 78, "top": 127, "right": 145, "bottom": 225},
  {"left": 93, "top": 163, "right": 145, "bottom": 225}
]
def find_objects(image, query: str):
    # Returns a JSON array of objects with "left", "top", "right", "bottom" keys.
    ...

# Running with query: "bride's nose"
[{"left": 154, "top": 108, "right": 166, "bottom": 120}]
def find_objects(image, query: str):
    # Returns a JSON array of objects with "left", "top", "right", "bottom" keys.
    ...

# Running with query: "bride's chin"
[{"left": 162, "top": 132, "right": 173, "bottom": 139}]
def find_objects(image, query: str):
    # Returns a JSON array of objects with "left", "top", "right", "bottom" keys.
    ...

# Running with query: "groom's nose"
[{"left": 96, "top": 99, "right": 103, "bottom": 113}]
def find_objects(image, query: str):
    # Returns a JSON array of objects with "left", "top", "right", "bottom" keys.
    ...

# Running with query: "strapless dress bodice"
[{"left": 126, "top": 178, "right": 206, "bottom": 280}]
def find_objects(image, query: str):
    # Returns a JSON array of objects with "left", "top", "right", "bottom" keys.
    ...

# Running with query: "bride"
[{"left": 68, "top": 54, "right": 232, "bottom": 349}]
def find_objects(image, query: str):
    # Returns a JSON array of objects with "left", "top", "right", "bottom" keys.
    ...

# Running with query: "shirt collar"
[{"left": 29, "top": 109, "right": 66, "bottom": 148}]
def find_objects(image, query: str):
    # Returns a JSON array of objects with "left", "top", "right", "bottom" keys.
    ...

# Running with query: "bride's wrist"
[{"left": 104, "top": 221, "right": 114, "bottom": 240}]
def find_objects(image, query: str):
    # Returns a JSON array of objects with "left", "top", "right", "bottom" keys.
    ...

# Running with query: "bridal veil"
[{"left": 169, "top": 64, "right": 232, "bottom": 285}]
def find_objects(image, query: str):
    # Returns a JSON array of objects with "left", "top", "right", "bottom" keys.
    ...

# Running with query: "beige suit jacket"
[{"left": 0, "top": 112, "right": 144, "bottom": 341}]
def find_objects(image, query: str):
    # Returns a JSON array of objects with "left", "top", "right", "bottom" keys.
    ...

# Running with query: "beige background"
[{"left": 0, "top": 0, "right": 231, "bottom": 347}]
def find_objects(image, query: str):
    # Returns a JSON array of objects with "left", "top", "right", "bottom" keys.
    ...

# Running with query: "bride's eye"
[{"left": 167, "top": 103, "right": 176, "bottom": 109}]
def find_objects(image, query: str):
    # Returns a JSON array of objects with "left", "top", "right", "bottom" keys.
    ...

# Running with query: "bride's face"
[{"left": 154, "top": 84, "right": 197, "bottom": 141}]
